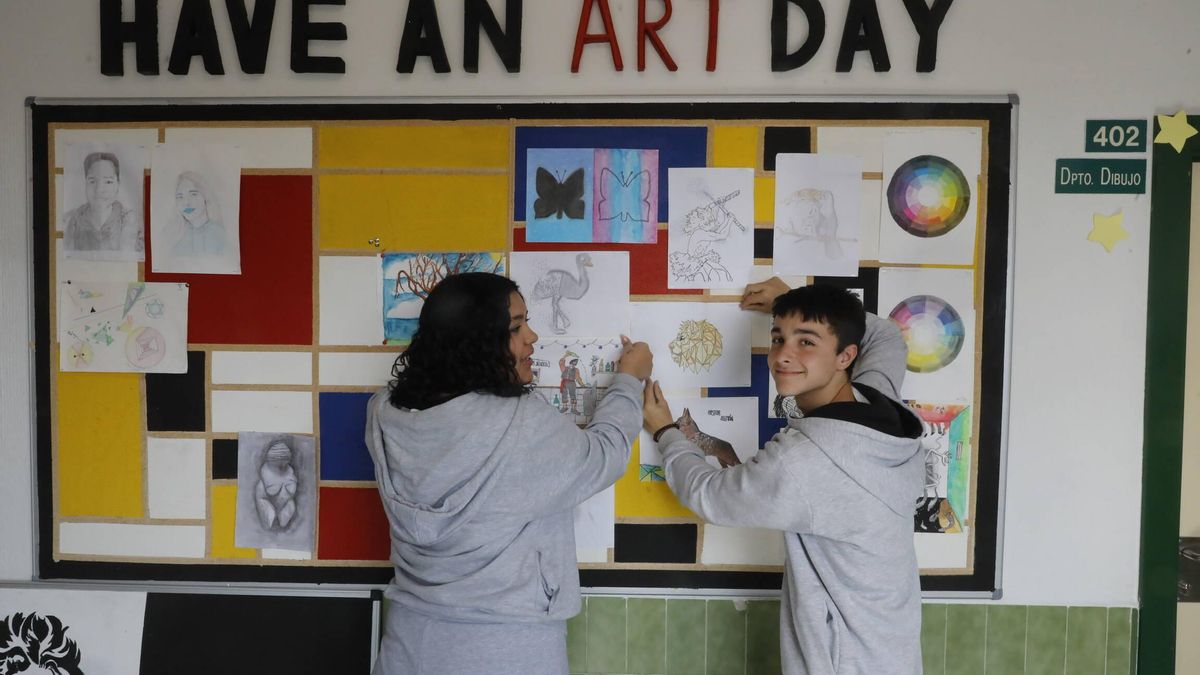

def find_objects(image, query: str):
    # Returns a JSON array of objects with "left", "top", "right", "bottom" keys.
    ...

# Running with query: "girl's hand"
[
  {"left": 617, "top": 335, "right": 653, "bottom": 380},
  {"left": 642, "top": 380, "right": 675, "bottom": 433}
]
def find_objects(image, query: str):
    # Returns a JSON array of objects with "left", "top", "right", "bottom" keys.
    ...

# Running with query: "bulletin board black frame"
[{"left": 31, "top": 98, "right": 1013, "bottom": 594}]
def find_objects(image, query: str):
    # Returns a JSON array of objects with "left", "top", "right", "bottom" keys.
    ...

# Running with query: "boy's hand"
[
  {"left": 643, "top": 380, "right": 675, "bottom": 433},
  {"left": 617, "top": 335, "right": 653, "bottom": 380},
  {"left": 739, "top": 277, "right": 790, "bottom": 313}
]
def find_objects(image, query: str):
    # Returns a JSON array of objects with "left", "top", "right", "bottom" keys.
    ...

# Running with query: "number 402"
[{"left": 1092, "top": 124, "right": 1141, "bottom": 149}]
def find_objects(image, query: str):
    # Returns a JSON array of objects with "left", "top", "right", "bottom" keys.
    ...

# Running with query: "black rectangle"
[
  {"left": 753, "top": 229, "right": 773, "bottom": 259},
  {"left": 146, "top": 351, "right": 206, "bottom": 431},
  {"left": 763, "top": 126, "right": 812, "bottom": 170},
  {"left": 211, "top": 439, "right": 238, "bottom": 479},
  {"left": 614, "top": 524, "right": 697, "bottom": 564},
  {"left": 813, "top": 267, "right": 880, "bottom": 314},
  {"left": 140, "top": 593, "right": 373, "bottom": 674}
]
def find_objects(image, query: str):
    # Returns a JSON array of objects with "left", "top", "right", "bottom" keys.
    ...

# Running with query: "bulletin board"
[{"left": 31, "top": 99, "right": 1013, "bottom": 594}]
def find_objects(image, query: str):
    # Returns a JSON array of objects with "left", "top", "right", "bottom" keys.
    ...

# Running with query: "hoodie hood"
[
  {"left": 789, "top": 384, "right": 924, "bottom": 518},
  {"left": 365, "top": 390, "right": 519, "bottom": 547}
]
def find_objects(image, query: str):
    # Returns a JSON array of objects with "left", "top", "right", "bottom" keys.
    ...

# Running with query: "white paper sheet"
[
  {"left": 773, "top": 154, "right": 862, "bottom": 276},
  {"left": 58, "top": 281, "right": 189, "bottom": 373},
  {"left": 574, "top": 485, "right": 615, "bottom": 550},
  {"left": 510, "top": 251, "right": 630, "bottom": 338},
  {"left": 878, "top": 267, "right": 975, "bottom": 403},
  {"left": 0, "top": 587, "right": 147, "bottom": 675},
  {"left": 877, "top": 129, "right": 983, "bottom": 265},
  {"left": 631, "top": 302, "right": 752, "bottom": 388},
  {"left": 234, "top": 432, "right": 317, "bottom": 553},
  {"left": 638, "top": 396, "right": 759, "bottom": 468},
  {"left": 150, "top": 143, "right": 243, "bottom": 274},
  {"left": 61, "top": 142, "right": 147, "bottom": 262},
  {"left": 667, "top": 168, "right": 755, "bottom": 289}
]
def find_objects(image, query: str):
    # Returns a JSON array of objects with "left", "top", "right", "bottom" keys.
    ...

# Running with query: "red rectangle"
[{"left": 317, "top": 486, "right": 391, "bottom": 561}]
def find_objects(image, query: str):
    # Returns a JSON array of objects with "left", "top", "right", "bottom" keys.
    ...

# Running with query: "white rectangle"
[
  {"left": 58, "top": 281, "right": 189, "bottom": 373},
  {"left": 319, "top": 352, "right": 400, "bottom": 387},
  {"left": 574, "top": 486, "right": 615, "bottom": 550},
  {"left": 59, "top": 522, "right": 206, "bottom": 558},
  {"left": 211, "top": 390, "right": 313, "bottom": 433},
  {"left": 0, "top": 587, "right": 147, "bottom": 675},
  {"left": 813, "top": 126, "right": 901, "bottom": 173},
  {"left": 667, "top": 168, "right": 755, "bottom": 289},
  {"left": 700, "top": 525, "right": 786, "bottom": 566},
  {"left": 165, "top": 127, "right": 314, "bottom": 168},
  {"left": 915, "top": 530, "right": 970, "bottom": 569},
  {"left": 61, "top": 142, "right": 148, "bottom": 262},
  {"left": 320, "top": 256, "right": 385, "bottom": 345},
  {"left": 262, "top": 548, "right": 314, "bottom": 560},
  {"left": 878, "top": 268, "right": 976, "bottom": 403},
  {"left": 55, "top": 128, "right": 159, "bottom": 167},
  {"left": 147, "top": 437, "right": 207, "bottom": 520},
  {"left": 576, "top": 548, "right": 609, "bottom": 564},
  {"left": 150, "top": 143, "right": 243, "bottom": 274},
  {"left": 510, "top": 251, "right": 630, "bottom": 338},
  {"left": 773, "top": 154, "right": 862, "bottom": 277},
  {"left": 56, "top": 246, "right": 139, "bottom": 285},
  {"left": 639, "top": 396, "right": 759, "bottom": 468},
  {"left": 212, "top": 351, "right": 313, "bottom": 385},
  {"left": 631, "top": 302, "right": 752, "bottom": 388}
]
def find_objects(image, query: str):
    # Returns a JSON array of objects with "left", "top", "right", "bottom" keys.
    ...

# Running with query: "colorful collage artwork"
[{"left": 44, "top": 114, "right": 993, "bottom": 583}]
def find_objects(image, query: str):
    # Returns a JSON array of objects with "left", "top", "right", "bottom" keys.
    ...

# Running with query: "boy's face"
[{"left": 768, "top": 312, "right": 857, "bottom": 398}]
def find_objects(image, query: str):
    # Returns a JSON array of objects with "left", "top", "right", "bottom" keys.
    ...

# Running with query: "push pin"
[{"left": 368, "top": 237, "right": 381, "bottom": 248}]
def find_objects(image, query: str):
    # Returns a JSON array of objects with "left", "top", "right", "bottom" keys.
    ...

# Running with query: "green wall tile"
[
  {"left": 705, "top": 600, "right": 747, "bottom": 675},
  {"left": 1105, "top": 607, "right": 1133, "bottom": 675},
  {"left": 946, "top": 604, "right": 987, "bottom": 675},
  {"left": 1027, "top": 606, "right": 1068, "bottom": 675},
  {"left": 922, "top": 604, "right": 948, "bottom": 675},
  {"left": 667, "top": 599, "right": 707, "bottom": 675},
  {"left": 985, "top": 605, "right": 1028, "bottom": 675},
  {"left": 746, "top": 600, "right": 782, "bottom": 675},
  {"left": 586, "top": 597, "right": 627, "bottom": 674},
  {"left": 567, "top": 609, "right": 588, "bottom": 674},
  {"left": 628, "top": 598, "right": 667, "bottom": 674},
  {"left": 1065, "top": 607, "right": 1107, "bottom": 675}
]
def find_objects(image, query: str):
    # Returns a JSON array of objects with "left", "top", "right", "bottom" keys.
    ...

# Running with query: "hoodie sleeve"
[
  {"left": 513, "top": 373, "right": 642, "bottom": 518},
  {"left": 852, "top": 313, "right": 909, "bottom": 402},
  {"left": 658, "top": 428, "right": 816, "bottom": 533}
]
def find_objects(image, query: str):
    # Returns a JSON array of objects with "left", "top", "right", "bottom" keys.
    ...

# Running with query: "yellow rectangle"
[
  {"left": 57, "top": 373, "right": 143, "bottom": 518},
  {"left": 614, "top": 438, "right": 694, "bottom": 519},
  {"left": 318, "top": 126, "right": 509, "bottom": 169},
  {"left": 712, "top": 127, "right": 759, "bottom": 168},
  {"left": 319, "top": 174, "right": 510, "bottom": 251},
  {"left": 755, "top": 176, "right": 775, "bottom": 224},
  {"left": 210, "top": 485, "right": 256, "bottom": 559}
]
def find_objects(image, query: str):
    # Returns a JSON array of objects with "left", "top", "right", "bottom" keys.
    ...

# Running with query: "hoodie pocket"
[
  {"left": 825, "top": 603, "right": 843, "bottom": 673},
  {"left": 536, "top": 551, "right": 560, "bottom": 613}
]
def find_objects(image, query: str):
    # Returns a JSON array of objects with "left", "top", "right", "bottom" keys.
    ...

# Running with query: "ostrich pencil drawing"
[{"left": 532, "top": 252, "right": 593, "bottom": 334}]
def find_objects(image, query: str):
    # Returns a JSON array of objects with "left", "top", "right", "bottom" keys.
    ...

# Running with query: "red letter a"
[{"left": 572, "top": 0, "right": 623, "bottom": 73}]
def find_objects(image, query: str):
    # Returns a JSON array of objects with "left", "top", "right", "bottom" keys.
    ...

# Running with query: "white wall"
[{"left": 3, "top": 0, "right": 1197, "bottom": 606}]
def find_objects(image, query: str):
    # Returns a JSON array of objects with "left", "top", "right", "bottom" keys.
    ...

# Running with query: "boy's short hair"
[{"left": 772, "top": 284, "right": 867, "bottom": 354}]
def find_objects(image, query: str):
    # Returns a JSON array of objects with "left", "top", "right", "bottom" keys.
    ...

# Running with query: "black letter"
[
  {"left": 771, "top": 0, "right": 825, "bottom": 72},
  {"left": 291, "top": 0, "right": 346, "bottom": 73},
  {"left": 836, "top": 0, "right": 889, "bottom": 72},
  {"left": 100, "top": 0, "right": 160, "bottom": 76},
  {"left": 168, "top": 0, "right": 225, "bottom": 74},
  {"left": 902, "top": 0, "right": 953, "bottom": 72},
  {"left": 464, "top": 0, "right": 522, "bottom": 73},
  {"left": 226, "top": 0, "right": 277, "bottom": 74},
  {"left": 397, "top": 0, "right": 451, "bottom": 74}
]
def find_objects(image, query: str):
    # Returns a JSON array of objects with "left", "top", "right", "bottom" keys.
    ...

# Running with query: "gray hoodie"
[
  {"left": 364, "top": 372, "right": 642, "bottom": 624},
  {"left": 658, "top": 315, "right": 925, "bottom": 675}
]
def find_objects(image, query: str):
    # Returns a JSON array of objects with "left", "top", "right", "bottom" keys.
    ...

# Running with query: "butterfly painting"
[
  {"left": 526, "top": 148, "right": 595, "bottom": 243},
  {"left": 593, "top": 148, "right": 658, "bottom": 243},
  {"left": 533, "top": 167, "right": 586, "bottom": 219}
]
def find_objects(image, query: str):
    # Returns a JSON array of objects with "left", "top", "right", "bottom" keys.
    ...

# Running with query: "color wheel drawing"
[
  {"left": 886, "top": 155, "right": 971, "bottom": 238},
  {"left": 889, "top": 295, "right": 966, "bottom": 373}
]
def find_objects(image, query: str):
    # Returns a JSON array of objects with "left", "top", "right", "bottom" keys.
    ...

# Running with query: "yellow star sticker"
[
  {"left": 1154, "top": 110, "right": 1197, "bottom": 153},
  {"left": 1088, "top": 209, "right": 1128, "bottom": 252}
]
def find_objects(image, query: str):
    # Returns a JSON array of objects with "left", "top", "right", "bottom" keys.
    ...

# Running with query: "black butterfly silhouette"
[{"left": 533, "top": 167, "right": 586, "bottom": 219}]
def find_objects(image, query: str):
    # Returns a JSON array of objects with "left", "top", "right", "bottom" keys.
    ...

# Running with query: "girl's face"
[
  {"left": 507, "top": 291, "right": 539, "bottom": 384},
  {"left": 85, "top": 159, "right": 119, "bottom": 207},
  {"left": 175, "top": 178, "right": 209, "bottom": 225}
]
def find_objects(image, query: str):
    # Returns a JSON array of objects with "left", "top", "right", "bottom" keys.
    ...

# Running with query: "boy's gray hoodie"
[
  {"left": 364, "top": 373, "right": 642, "bottom": 624},
  {"left": 658, "top": 315, "right": 925, "bottom": 675}
]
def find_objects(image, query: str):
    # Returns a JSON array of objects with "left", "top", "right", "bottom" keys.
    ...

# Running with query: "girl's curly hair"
[{"left": 388, "top": 272, "right": 529, "bottom": 410}]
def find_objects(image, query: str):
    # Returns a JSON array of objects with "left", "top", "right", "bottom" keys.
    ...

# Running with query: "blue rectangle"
[
  {"left": 514, "top": 126, "right": 707, "bottom": 223},
  {"left": 526, "top": 148, "right": 594, "bottom": 242},
  {"left": 708, "top": 354, "right": 787, "bottom": 449},
  {"left": 319, "top": 392, "right": 376, "bottom": 481}
]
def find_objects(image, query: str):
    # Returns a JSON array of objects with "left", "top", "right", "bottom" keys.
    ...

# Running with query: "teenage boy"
[{"left": 643, "top": 278, "right": 925, "bottom": 675}]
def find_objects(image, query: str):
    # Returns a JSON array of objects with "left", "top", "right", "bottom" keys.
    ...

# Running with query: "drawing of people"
[
  {"left": 558, "top": 351, "right": 587, "bottom": 413},
  {"left": 671, "top": 199, "right": 735, "bottom": 282},
  {"left": 254, "top": 439, "right": 298, "bottom": 531},
  {"left": 170, "top": 171, "right": 226, "bottom": 257},
  {"left": 63, "top": 151, "right": 143, "bottom": 256}
]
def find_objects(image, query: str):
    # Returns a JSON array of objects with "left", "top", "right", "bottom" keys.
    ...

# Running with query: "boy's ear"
[{"left": 835, "top": 344, "right": 859, "bottom": 372}]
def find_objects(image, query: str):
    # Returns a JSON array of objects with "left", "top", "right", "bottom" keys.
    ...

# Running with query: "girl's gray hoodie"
[{"left": 364, "top": 373, "right": 642, "bottom": 624}]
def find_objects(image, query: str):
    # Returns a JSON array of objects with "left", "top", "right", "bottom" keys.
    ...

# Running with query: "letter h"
[{"left": 100, "top": 0, "right": 161, "bottom": 75}]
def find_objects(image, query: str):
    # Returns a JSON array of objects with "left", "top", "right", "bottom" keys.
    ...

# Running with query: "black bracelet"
[{"left": 653, "top": 422, "right": 679, "bottom": 443}]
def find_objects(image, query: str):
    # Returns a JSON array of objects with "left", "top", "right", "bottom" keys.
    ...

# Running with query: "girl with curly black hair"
[{"left": 366, "top": 272, "right": 653, "bottom": 675}]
